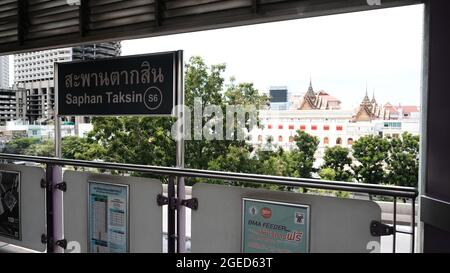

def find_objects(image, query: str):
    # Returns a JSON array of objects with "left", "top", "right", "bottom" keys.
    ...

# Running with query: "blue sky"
[{"left": 122, "top": 4, "right": 424, "bottom": 109}]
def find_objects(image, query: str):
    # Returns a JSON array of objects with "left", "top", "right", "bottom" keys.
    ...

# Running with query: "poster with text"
[
  {"left": 88, "top": 181, "right": 129, "bottom": 253},
  {"left": 0, "top": 171, "right": 21, "bottom": 240},
  {"left": 242, "top": 198, "right": 310, "bottom": 253}
]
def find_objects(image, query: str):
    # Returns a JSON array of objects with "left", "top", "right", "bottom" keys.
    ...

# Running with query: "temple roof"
[{"left": 371, "top": 91, "right": 377, "bottom": 104}]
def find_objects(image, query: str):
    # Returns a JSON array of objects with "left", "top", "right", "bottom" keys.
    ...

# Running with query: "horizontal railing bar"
[
  {"left": 396, "top": 230, "right": 414, "bottom": 235},
  {"left": 0, "top": 153, "right": 418, "bottom": 198}
]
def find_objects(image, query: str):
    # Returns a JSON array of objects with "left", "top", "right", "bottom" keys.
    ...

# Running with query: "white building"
[
  {"left": 0, "top": 55, "right": 9, "bottom": 88},
  {"left": 14, "top": 48, "right": 73, "bottom": 122},
  {"left": 14, "top": 43, "right": 121, "bottom": 124},
  {"left": 249, "top": 83, "right": 420, "bottom": 166}
]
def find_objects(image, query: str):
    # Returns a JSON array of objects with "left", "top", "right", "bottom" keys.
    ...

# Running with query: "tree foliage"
[
  {"left": 3, "top": 137, "right": 54, "bottom": 157},
  {"left": 386, "top": 132, "right": 419, "bottom": 187},
  {"left": 62, "top": 136, "right": 106, "bottom": 161},
  {"left": 292, "top": 130, "right": 319, "bottom": 178},
  {"left": 352, "top": 135, "right": 390, "bottom": 184},
  {"left": 322, "top": 146, "right": 353, "bottom": 182}
]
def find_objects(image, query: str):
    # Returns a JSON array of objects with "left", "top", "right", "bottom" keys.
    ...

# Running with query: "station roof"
[{"left": 0, "top": 0, "right": 421, "bottom": 55}]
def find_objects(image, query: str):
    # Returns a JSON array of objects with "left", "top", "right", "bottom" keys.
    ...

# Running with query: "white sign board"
[
  {"left": 0, "top": 164, "right": 46, "bottom": 252},
  {"left": 88, "top": 181, "right": 129, "bottom": 253},
  {"left": 191, "top": 183, "right": 381, "bottom": 253},
  {"left": 63, "top": 171, "right": 163, "bottom": 253}
]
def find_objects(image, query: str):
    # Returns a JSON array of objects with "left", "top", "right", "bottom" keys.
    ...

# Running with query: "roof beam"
[
  {"left": 79, "top": 0, "right": 90, "bottom": 37},
  {"left": 0, "top": 0, "right": 422, "bottom": 54},
  {"left": 252, "top": 0, "right": 260, "bottom": 14},
  {"left": 17, "top": 0, "right": 28, "bottom": 45},
  {"left": 155, "top": 0, "right": 163, "bottom": 26}
]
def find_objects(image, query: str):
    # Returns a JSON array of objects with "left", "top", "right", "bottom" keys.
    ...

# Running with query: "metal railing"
[{"left": 0, "top": 152, "right": 418, "bottom": 253}]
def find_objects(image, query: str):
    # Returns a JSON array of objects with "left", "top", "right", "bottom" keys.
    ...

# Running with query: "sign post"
[
  {"left": 55, "top": 50, "right": 182, "bottom": 253},
  {"left": 175, "top": 50, "right": 186, "bottom": 253},
  {"left": 53, "top": 65, "right": 64, "bottom": 253}
]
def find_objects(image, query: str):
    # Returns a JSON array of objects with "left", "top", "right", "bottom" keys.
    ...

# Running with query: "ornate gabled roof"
[
  {"left": 299, "top": 95, "right": 318, "bottom": 110},
  {"left": 354, "top": 104, "right": 373, "bottom": 121},
  {"left": 299, "top": 77, "right": 342, "bottom": 110},
  {"left": 362, "top": 87, "right": 370, "bottom": 104},
  {"left": 305, "top": 77, "right": 316, "bottom": 100},
  {"left": 299, "top": 76, "right": 318, "bottom": 110}
]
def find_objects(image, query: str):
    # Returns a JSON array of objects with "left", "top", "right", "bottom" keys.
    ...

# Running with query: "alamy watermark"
[{"left": 171, "top": 98, "right": 259, "bottom": 142}]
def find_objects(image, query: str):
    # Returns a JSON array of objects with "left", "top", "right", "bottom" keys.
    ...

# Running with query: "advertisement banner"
[
  {"left": 0, "top": 170, "right": 21, "bottom": 240},
  {"left": 88, "top": 181, "right": 129, "bottom": 253},
  {"left": 242, "top": 198, "right": 310, "bottom": 253}
]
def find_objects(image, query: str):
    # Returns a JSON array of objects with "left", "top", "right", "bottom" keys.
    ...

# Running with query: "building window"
[
  {"left": 278, "top": 125, "right": 283, "bottom": 129},
  {"left": 347, "top": 138, "right": 353, "bottom": 145},
  {"left": 311, "top": 125, "right": 317, "bottom": 130},
  {"left": 278, "top": 135, "right": 283, "bottom": 142},
  {"left": 336, "top": 125, "right": 343, "bottom": 131},
  {"left": 384, "top": 122, "right": 402, "bottom": 129},
  {"left": 300, "top": 125, "right": 306, "bottom": 131},
  {"left": 258, "top": 135, "right": 263, "bottom": 142},
  {"left": 289, "top": 136, "right": 294, "bottom": 142},
  {"left": 324, "top": 137, "right": 329, "bottom": 145},
  {"left": 336, "top": 137, "right": 342, "bottom": 145},
  {"left": 289, "top": 125, "right": 294, "bottom": 130},
  {"left": 268, "top": 124, "right": 273, "bottom": 129},
  {"left": 324, "top": 125, "right": 330, "bottom": 130}
]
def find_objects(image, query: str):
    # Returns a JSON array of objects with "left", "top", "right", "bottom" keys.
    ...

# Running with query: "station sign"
[{"left": 56, "top": 51, "right": 180, "bottom": 116}]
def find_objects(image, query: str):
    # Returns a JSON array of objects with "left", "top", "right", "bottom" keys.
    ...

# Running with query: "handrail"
[{"left": 0, "top": 153, "right": 418, "bottom": 198}]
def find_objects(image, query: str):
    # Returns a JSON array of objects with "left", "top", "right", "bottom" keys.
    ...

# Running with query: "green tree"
[
  {"left": 3, "top": 137, "right": 54, "bottom": 157},
  {"left": 321, "top": 146, "right": 353, "bottom": 182},
  {"left": 184, "top": 56, "right": 229, "bottom": 171},
  {"left": 319, "top": 167, "right": 336, "bottom": 181},
  {"left": 352, "top": 135, "right": 389, "bottom": 185},
  {"left": 184, "top": 57, "right": 268, "bottom": 172},
  {"left": 318, "top": 167, "right": 350, "bottom": 198},
  {"left": 386, "top": 132, "right": 419, "bottom": 187},
  {"left": 26, "top": 139, "right": 54, "bottom": 157},
  {"left": 61, "top": 136, "right": 105, "bottom": 161},
  {"left": 89, "top": 116, "right": 176, "bottom": 167},
  {"left": 207, "top": 146, "right": 257, "bottom": 174},
  {"left": 292, "top": 130, "right": 319, "bottom": 178},
  {"left": 3, "top": 138, "right": 40, "bottom": 154}
]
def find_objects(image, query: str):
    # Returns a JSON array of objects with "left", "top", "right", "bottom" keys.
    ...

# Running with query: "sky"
[
  {"left": 8, "top": 4, "right": 424, "bottom": 109},
  {"left": 121, "top": 4, "right": 424, "bottom": 109}
]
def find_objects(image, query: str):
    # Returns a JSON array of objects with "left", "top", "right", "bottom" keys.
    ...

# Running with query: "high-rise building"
[
  {"left": 269, "top": 86, "right": 289, "bottom": 110},
  {"left": 72, "top": 43, "right": 122, "bottom": 61},
  {"left": 0, "top": 88, "right": 26, "bottom": 125},
  {"left": 0, "top": 55, "right": 9, "bottom": 89},
  {"left": 14, "top": 42, "right": 121, "bottom": 123}
]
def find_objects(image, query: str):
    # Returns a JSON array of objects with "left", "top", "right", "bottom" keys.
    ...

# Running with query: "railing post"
[
  {"left": 52, "top": 165, "right": 64, "bottom": 253},
  {"left": 177, "top": 176, "right": 186, "bottom": 253},
  {"left": 45, "top": 164, "right": 54, "bottom": 253},
  {"left": 53, "top": 68, "right": 64, "bottom": 252},
  {"left": 393, "top": 197, "right": 397, "bottom": 253},
  {"left": 175, "top": 50, "right": 186, "bottom": 253},
  {"left": 167, "top": 176, "right": 176, "bottom": 253},
  {"left": 411, "top": 197, "right": 416, "bottom": 253}
]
